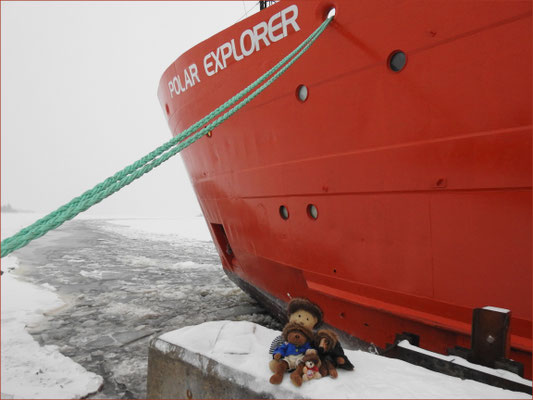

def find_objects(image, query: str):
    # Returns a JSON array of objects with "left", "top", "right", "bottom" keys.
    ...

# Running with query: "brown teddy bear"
[
  {"left": 301, "top": 351, "right": 322, "bottom": 382},
  {"left": 315, "top": 329, "right": 354, "bottom": 378},
  {"left": 268, "top": 298, "right": 323, "bottom": 375},
  {"left": 269, "top": 322, "right": 314, "bottom": 384}
]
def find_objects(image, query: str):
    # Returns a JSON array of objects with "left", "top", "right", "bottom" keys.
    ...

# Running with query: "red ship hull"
[{"left": 158, "top": 0, "right": 532, "bottom": 379}]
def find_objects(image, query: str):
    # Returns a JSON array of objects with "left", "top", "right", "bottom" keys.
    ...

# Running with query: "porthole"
[
  {"left": 296, "top": 84, "right": 308, "bottom": 102},
  {"left": 307, "top": 204, "right": 318, "bottom": 220},
  {"left": 388, "top": 50, "right": 407, "bottom": 72},
  {"left": 279, "top": 205, "right": 289, "bottom": 220}
]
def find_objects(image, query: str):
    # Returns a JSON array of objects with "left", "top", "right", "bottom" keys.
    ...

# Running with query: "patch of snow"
[
  {"left": 104, "top": 302, "right": 156, "bottom": 318},
  {"left": 483, "top": 306, "right": 511, "bottom": 313},
  {"left": 169, "top": 261, "right": 220, "bottom": 270},
  {"left": 157, "top": 321, "right": 531, "bottom": 399},
  {"left": 41, "top": 282, "right": 57, "bottom": 292},
  {"left": 121, "top": 254, "right": 159, "bottom": 267},
  {"left": 80, "top": 270, "right": 103, "bottom": 280},
  {"left": 100, "top": 216, "right": 212, "bottom": 242},
  {"left": 212, "top": 322, "right": 255, "bottom": 355},
  {"left": 1, "top": 253, "right": 20, "bottom": 274},
  {"left": 1, "top": 252, "right": 103, "bottom": 399},
  {"left": 111, "top": 358, "right": 147, "bottom": 381},
  {"left": 397, "top": 341, "right": 532, "bottom": 386},
  {"left": 67, "top": 258, "right": 86, "bottom": 264}
]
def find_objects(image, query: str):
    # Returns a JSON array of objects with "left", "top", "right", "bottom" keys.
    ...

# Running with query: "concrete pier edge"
[{"left": 147, "top": 335, "right": 300, "bottom": 399}]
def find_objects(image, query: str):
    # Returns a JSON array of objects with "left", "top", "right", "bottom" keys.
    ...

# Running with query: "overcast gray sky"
[{"left": 1, "top": 1, "right": 258, "bottom": 217}]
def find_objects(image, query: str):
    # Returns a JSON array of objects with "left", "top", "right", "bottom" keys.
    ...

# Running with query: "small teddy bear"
[
  {"left": 269, "top": 322, "right": 314, "bottom": 384},
  {"left": 315, "top": 329, "right": 354, "bottom": 378},
  {"left": 301, "top": 351, "right": 322, "bottom": 382}
]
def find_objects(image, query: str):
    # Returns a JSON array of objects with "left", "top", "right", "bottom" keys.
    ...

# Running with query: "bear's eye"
[
  {"left": 306, "top": 317, "right": 309, "bottom": 321},
  {"left": 298, "top": 314, "right": 301, "bottom": 318}
]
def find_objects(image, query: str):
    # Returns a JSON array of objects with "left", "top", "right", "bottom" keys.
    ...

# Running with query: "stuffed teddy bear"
[
  {"left": 269, "top": 322, "right": 314, "bottom": 384},
  {"left": 268, "top": 298, "right": 323, "bottom": 375},
  {"left": 314, "top": 329, "right": 354, "bottom": 378},
  {"left": 301, "top": 351, "right": 322, "bottom": 382}
]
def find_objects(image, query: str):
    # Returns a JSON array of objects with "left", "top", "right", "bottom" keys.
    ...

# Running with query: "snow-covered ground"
[
  {"left": 158, "top": 320, "right": 532, "bottom": 399},
  {"left": 1, "top": 211, "right": 531, "bottom": 399},
  {"left": 1, "top": 213, "right": 103, "bottom": 399}
]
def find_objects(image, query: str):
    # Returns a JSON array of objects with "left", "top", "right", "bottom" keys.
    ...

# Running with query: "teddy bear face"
[
  {"left": 288, "top": 309, "right": 318, "bottom": 330},
  {"left": 315, "top": 329, "right": 339, "bottom": 355},
  {"left": 317, "top": 336, "right": 332, "bottom": 353},
  {"left": 286, "top": 329, "right": 309, "bottom": 347},
  {"left": 305, "top": 360, "right": 315, "bottom": 369}
]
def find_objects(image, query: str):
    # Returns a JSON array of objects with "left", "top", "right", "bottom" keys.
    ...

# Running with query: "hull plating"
[{"left": 158, "top": 0, "right": 532, "bottom": 378}]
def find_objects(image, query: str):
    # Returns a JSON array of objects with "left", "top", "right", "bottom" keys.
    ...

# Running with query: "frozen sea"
[
  {"left": 1, "top": 212, "right": 530, "bottom": 399},
  {"left": 1, "top": 212, "right": 281, "bottom": 399}
]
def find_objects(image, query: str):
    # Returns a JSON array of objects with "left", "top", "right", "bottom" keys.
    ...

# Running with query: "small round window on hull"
[
  {"left": 388, "top": 50, "right": 407, "bottom": 72},
  {"left": 279, "top": 205, "right": 289, "bottom": 220},
  {"left": 296, "top": 84, "right": 308, "bottom": 102},
  {"left": 307, "top": 204, "right": 319, "bottom": 220}
]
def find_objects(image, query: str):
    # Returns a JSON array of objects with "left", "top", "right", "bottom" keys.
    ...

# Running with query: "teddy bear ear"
[{"left": 305, "top": 349, "right": 317, "bottom": 355}]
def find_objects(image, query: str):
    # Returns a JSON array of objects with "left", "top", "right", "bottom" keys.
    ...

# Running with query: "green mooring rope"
[{"left": 1, "top": 16, "right": 333, "bottom": 258}]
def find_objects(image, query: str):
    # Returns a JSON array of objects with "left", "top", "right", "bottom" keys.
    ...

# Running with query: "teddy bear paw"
[{"left": 270, "top": 374, "right": 283, "bottom": 385}]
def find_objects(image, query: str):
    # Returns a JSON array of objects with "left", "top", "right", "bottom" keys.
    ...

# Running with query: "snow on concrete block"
[
  {"left": 397, "top": 340, "right": 532, "bottom": 387},
  {"left": 147, "top": 321, "right": 531, "bottom": 399},
  {"left": 147, "top": 321, "right": 296, "bottom": 399},
  {"left": 483, "top": 306, "right": 511, "bottom": 314}
]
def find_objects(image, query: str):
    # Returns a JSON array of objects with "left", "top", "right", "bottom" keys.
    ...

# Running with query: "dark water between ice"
[{"left": 13, "top": 219, "right": 282, "bottom": 399}]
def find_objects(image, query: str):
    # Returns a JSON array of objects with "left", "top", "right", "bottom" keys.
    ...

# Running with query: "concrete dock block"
[
  {"left": 145, "top": 321, "right": 531, "bottom": 400},
  {"left": 147, "top": 335, "right": 297, "bottom": 399}
]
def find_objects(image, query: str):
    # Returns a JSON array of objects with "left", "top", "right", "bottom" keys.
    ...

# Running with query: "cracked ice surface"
[{"left": 1, "top": 213, "right": 281, "bottom": 399}]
